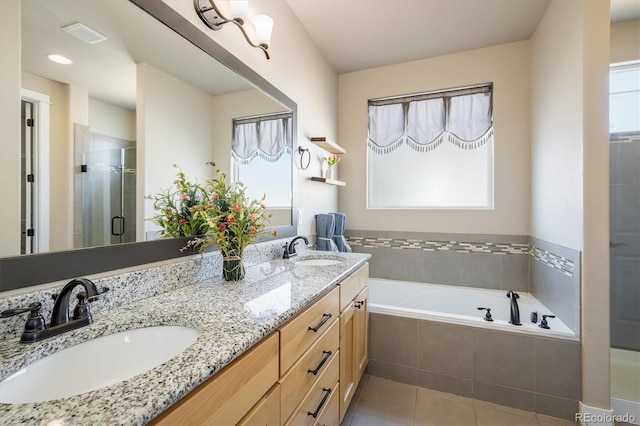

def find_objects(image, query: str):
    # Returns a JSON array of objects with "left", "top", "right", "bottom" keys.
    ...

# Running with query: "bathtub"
[{"left": 368, "top": 278, "right": 577, "bottom": 340}]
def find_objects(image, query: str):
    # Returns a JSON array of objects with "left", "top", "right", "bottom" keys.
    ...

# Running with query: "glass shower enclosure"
[{"left": 74, "top": 125, "right": 136, "bottom": 249}]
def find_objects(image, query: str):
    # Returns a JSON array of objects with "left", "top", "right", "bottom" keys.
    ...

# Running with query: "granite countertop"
[{"left": 0, "top": 251, "right": 370, "bottom": 425}]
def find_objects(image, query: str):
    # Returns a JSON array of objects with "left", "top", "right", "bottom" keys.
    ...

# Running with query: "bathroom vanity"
[
  {"left": 151, "top": 262, "right": 370, "bottom": 426},
  {"left": 0, "top": 251, "right": 370, "bottom": 425}
]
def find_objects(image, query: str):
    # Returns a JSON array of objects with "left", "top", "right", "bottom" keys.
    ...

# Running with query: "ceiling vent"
[{"left": 62, "top": 23, "right": 107, "bottom": 45}]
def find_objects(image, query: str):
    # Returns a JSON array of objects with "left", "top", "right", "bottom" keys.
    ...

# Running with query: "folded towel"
[
  {"left": 315, "top": 214, "right": 339, "bottom": 251},
  {"left": 330, "top": 212, "right": 351, "bottom": 253}
]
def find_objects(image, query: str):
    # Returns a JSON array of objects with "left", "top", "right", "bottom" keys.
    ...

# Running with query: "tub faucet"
[
  {"left": 506, "top": 291, "right": 522, "bottom": 326},
  {"left": 283, "top": 236, "right": 310, "bottom": 259}
]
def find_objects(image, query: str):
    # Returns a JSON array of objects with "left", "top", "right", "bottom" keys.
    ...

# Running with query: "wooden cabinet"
[
  {"left": 278, "top": 287, "right": 340, "bottom": 425},
  {"left": 151, "top": 332, "right": 279, "bottom": 426},
  {"left": 151, "top": 263, "right": 368, "bottom": 426},
  {"left": 238, "top": 384, "right": 281, "bottom": 426},
  {"left": 338, "top": 263, "right": 369, "bottom": 422}
]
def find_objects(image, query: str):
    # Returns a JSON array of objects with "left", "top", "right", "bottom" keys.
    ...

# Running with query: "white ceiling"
[
  {"left": 286, "top": 0, "right": 640, "bottom": 74},
  {"left": 22, "top": 0, "right": 254, "bottom": 110},
  {"left": 21, "top": 1, "right": 640, "bottom": 109}
]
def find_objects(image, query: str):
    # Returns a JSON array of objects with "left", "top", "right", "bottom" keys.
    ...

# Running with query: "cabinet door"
[
  {"left": 354, "top": 287, "right": 369, "bottom": 381},
  {"left": 339, "top": 301, "right": 356, "bottom": 423}
]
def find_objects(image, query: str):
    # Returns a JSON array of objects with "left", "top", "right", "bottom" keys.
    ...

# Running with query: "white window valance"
[
  {"left": 232, "top": 112, "right": 293, "bottom": 164},
  {"left": 368, "top": 84, "right": 493, "bottom": 154}
]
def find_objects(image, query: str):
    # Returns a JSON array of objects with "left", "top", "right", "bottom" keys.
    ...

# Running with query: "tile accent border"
[
  {"left": 347, "top": 236, "right": 529, "bottom": 255},
  {"left": 346, "top": 235, "right": 574, "bottom": 278},
  {"left": 530, "top": 246, "right": 575, "bottom": 278}
]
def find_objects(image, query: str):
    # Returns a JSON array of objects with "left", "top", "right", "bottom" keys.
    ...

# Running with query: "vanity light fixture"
[
  {"left": 194, "top": 0, "right": 273, "bottom": 59},
  {"left": 46, "top": 54, "right": 73, "bottom": 65}
]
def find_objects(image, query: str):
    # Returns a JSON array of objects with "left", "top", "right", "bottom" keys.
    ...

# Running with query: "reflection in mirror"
[
  {"left": 231, "top": 112, "right": 293, "bottom": 227},
  {"left": 6, "top": 0, "right": 293, "bottom": 258},
  {"left": 0, "top": 0, "right": 297, "bottom": 292}
]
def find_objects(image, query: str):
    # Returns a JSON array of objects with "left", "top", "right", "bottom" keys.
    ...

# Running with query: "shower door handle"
[
  {"left": 610, "top": 241, "right": 627, "bottom": 248},
  {"left": 111, "top": 216, "right": 125, "bottom": 236}
]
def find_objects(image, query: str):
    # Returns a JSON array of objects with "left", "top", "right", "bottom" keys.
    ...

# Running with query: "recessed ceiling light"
[{"left": 47, "top": 54, "right": 73, "bottom": 65}]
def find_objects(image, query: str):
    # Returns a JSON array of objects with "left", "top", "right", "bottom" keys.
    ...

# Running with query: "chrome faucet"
[
  {"left": 506, "top": 291, "right": 522, "bottom": 326},
  {"left": 0, "top": 278, "right": 107, "bottom": 343},
  {"left": 283, "top": 236, "right": 310, "bottom": 259}
]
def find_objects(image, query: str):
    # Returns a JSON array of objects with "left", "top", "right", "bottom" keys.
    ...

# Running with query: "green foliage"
[{"left": 147, "top": 163, "right": 274, "bottom": 256}]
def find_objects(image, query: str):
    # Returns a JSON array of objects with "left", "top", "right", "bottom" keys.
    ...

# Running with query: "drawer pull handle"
[
  {"left": 355, "top": 300, "right": 364, "bottom": 309},
  {"left": 308, "top": 350, "right": 332, "bottom": 375},
  {"left": 308, "top": 313, "right": 332, "bottom": 332},
  {"left": 307, "top": 387, "right": 332, "bottom": 419}
]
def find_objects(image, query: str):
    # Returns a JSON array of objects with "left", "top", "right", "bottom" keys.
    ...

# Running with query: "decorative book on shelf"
[
  {"left": 310, "top": 177, "right": 346, "bottom": 186},
  {"left": 309, "top": 137, "right": 346, "bottom": 155}
]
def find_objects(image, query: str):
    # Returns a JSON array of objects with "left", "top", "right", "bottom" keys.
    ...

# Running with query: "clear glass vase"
[{"left": 222, "top": 255, "right": 245, "bottom": 281}]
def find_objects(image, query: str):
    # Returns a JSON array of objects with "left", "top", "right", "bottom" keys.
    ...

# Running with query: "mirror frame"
[{"left": 0, "top": 0, "right": 297, "bottom": 292}]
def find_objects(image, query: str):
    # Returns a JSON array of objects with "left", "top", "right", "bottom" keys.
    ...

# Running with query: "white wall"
[
  {"left": 137, "top": 63, "right": 216, "bottom": 239},
  {"left": 531, "top": 0, "right": 610, "bottom": 410},
  {"left": 338, "top": 41, "right": 532, "bottom": 235},
  {"left": 0, "top": 0, "right": 21, "bottom": 257},
  {"left": 165, "top": 0, "right": 339, "bottom": 237},
  {"left": 610, "top": 18, "right": 640, "bottom": 64},
  {"left": 88, "top": 99, "right": 136, "bottom": 141}
]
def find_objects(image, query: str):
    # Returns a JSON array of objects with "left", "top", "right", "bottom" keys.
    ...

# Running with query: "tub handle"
[
  {"left": 539, "top": 314, "right": 556, "bottom": 329},
  {"left": 477, "top": 307, "right": 494, "bottom": 322},
  {"left": 308, "top": 350, "right": 332, "bottom": 375},
  {"left": 308, "top": 313, "right": 332, "bottom": 332}
]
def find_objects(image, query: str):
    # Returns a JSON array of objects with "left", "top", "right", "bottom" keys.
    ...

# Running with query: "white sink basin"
[
  {"left": 296, "top": 257, "right": 343, "bottom": 266},
  {"left": 0, "top": 325, "right": 199, "bottom": 404}
]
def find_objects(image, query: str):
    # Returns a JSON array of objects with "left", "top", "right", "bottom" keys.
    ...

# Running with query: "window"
[
  {"left": 367, "top": 84, "right": 494, "bottom": 209},
  {"left": 231, "top": 112, "right": 292, "bottom": 208}
]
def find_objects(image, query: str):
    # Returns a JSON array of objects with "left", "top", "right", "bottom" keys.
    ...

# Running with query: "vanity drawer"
[
  {"left": 279, "top": 320, "right": 339, "bottom": 422},
  {"left": 151, "top": 332, "right": 279, "bottom": 426},
  {"left": 279, "top": 287, "right": 339, "bottom": 374},
  {"left": 237, "top": 383, "right": 280, "bottom": 426},
  {"left": 339, "top": 263, "right": 368, "bottom": 311},
  {"left": 284, "top": 352, "right": 340, "bottom": 426},
  {"left": 314, "top": 381, "right": 340, "bottom": 426}
]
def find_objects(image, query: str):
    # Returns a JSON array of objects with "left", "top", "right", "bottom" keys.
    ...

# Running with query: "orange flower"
[
  {"left": 249, "top": 225, "right": 257, "bottom": 234},
  {"left": 179, "top": 218, "right": 187, "bottom": 224},
  {"left": 218, "top": 223, "right": 226, "bottom": 230},
  {"left": 232, "top": 203, "right": 241, "bottom": 212},
  {"left": 248, "top": 214, "right": 256, "bottom": 222},
  {"left": 209, "top": 192, "right": 218, "bottom": 201},
  {"left": 218, "top": 231, "right": 225, "bottom": 238},
  {"left": 227, "top": 214, "right": 235, "bottom": 225}
]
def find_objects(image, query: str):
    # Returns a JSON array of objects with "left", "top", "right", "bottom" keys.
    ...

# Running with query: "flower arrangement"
[
  {"left": 324, "top": 155, "right": 340, "bottom": 167},
  {"left": 148, "top": 163, "right": 275, "bottom": 280},
  {"left": 146, "top": 164, "right": 211, "bottom": 238}
]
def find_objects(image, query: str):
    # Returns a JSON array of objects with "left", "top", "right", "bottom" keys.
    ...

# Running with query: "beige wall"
[
  {"left": 610, "top": 18, "right": 640, "bottom": 64},
  {"left": 0, "top": 0, "right": 21, "bottom": 257},
  {"left": 337, "top": 41, "right": 532, "bottom": 235},
  {"left": 88, "top": 99, "right": 136, "bottom": 141},
  {"left": 166, "top": 0, "right": 339, "bottom": 237},
  {"left": 531, "top": 0, "right": 610, "bottom": 410},
  {"left": 137, "top": 63, "right": 216, "bottom": 240}
]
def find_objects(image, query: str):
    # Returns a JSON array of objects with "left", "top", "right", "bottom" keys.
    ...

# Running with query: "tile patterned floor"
[{"left": 343, "top": 375, "right": 579, "bottom": 426}]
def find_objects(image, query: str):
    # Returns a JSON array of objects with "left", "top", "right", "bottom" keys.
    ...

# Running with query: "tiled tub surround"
[
  {"left": 368, "top": 313, "right": 582, "bottom": 421},
  {"left": 346, "top": 230, "right": 581, "bottom": 337},
  {"left": 0, "top": 244, "right": 370, "bottom": 424}
]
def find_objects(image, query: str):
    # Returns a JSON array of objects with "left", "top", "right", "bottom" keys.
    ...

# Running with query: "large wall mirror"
[{"left": 0, "top": 0, "right": 296, "bottom": 292}]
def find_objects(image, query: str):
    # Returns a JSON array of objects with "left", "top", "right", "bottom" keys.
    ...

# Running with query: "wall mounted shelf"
[
  {"left": 309, "top": 137, "right": 346, "bottom": 155},
  {"left": 310, "top": 177, "right": 346, "bottom": 186}
]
